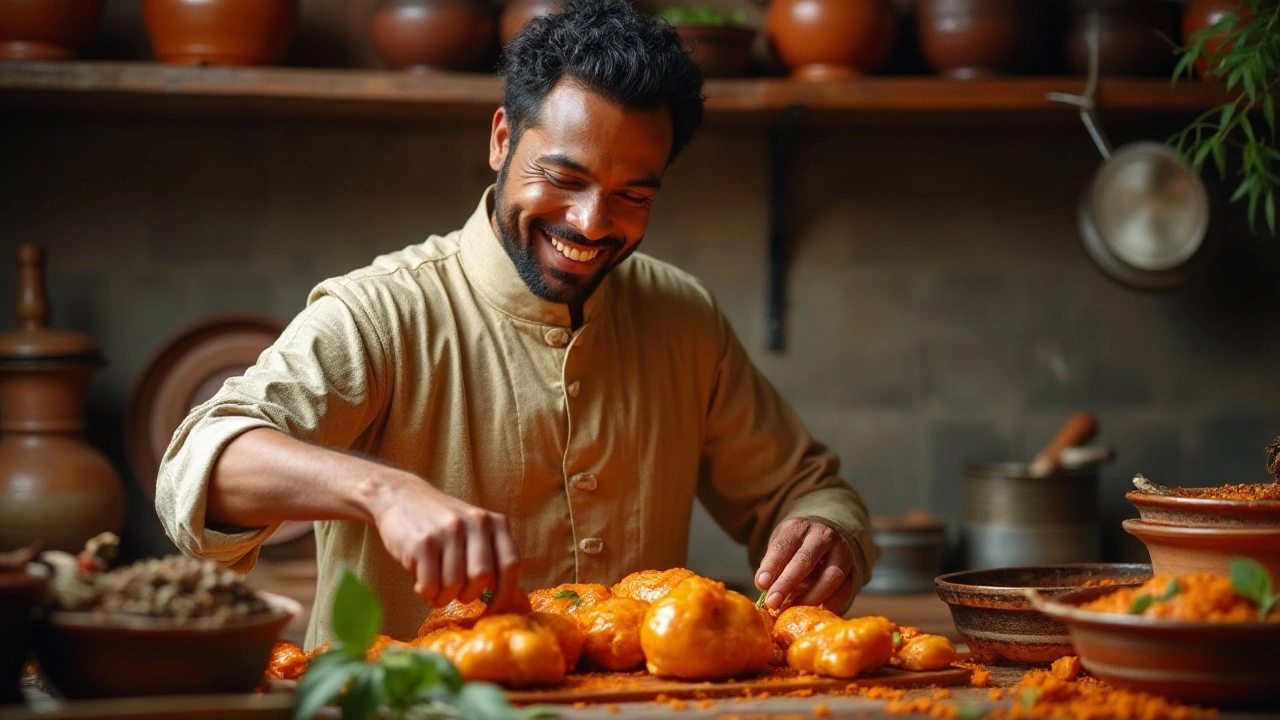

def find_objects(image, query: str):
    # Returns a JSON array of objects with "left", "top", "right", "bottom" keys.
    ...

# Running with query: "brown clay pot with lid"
[
  {"left": 0, "top": 245, "right": 124, "bottom": 554},
  {"left": 498, "top": 0, "right": 567, "bottom": 47},
  {"left": 765, "top": 0, "right": 899, "bottom": 81},
  {"left": 370, "top": 0, "right": 495, "bottom": 73},
  {"left": 142, "top": 0, "right": 299, "bottom": 66},
  {"left": 916, "top": 0, "right": 1043, "bottom": 79},
  {"left": 0, "top": 0, "right": 105, "bottom": 60},
  {"left": 1064, "top": 0, "right": 1180, "bottom": 77}
]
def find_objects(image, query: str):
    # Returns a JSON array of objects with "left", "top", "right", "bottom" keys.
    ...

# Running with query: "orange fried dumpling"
[
  {"left": 641, "top": 576, "right": 774, "bottom": 679},
  {"left": 266, "top": 641, "right": 308, "bottom": 680},
  {"left": 529, "top": 583, "right": 612, "bottom": 616},
  {"left": 422, "top": 614, "right": 566, "bottom": 687},
  {"left": 612, "top": 567, "right": 697, "bottom": 604},
  {"left": 771, "top": 605, "right": 841, "bottom": 648},
  {"left": 893, "top": 633, "right": 957, "bottom": 672},
  {"left": 417, "top": 598, "right": 487, "bottom": 636},
  {"left": 576, "top": 596, "right": 649, "bottom": 671},
  {"left": 529, "top": 611, "right": 585, "bottom": 673},
  {"left": 368, "top": 634, "right": 411, "bottom": 660},
  {"left": 786, "top": 615, "right": 896, "bottom": 679}
]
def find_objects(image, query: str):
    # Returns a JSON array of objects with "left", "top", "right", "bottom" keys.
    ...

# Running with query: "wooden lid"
[{"left": 0, "top": 244, "right": 100, "bottom": 362}]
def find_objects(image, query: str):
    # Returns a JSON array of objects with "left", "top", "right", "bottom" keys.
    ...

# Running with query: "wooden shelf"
[{"left": 0, "top": 60, "right": 1230, "bottom": 125}]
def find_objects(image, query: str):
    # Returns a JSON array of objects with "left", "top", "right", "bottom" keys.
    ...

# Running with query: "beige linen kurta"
[{"left": 156, "top": 190, "right": 876, "bottom": 648}]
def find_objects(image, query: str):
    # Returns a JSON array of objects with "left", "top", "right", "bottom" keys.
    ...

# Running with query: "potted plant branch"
[{"left": 1171, "top": 0, "right": 1280, "bottom": 234}]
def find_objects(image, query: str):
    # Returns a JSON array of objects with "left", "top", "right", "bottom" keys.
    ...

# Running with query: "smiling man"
[{"left": 155, "top": 0, "right": 877, "bottom": 648}]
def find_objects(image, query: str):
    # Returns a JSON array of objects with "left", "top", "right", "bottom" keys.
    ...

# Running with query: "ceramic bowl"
[
  {"left": 1122, "top": 518, "right": 1280, "bottom": 581},
  {"left": 34, "top": 591, "right": 299, "bottom": 699},
  {"left": 934, "top": 563, "right": 1151, "bottom": 666},
  {"left": 1028, "top": 585, "right": 1280, "bottom": 706},
  {"left": 1126, "top": 490, "right": 1280, "bottom": 528}
]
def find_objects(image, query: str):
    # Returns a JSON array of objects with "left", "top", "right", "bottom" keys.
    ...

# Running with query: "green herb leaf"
[
  {"left": 452, "top": 681, "right": 518, "bottom": 720},
  {"left": 552, "top": 590, "right": 579, "bottom": 600},
  {"left": 1159, "top": 578, "right": 1181, "bottom": 602},
  {"left": 333, "top": 568, "right": 382, "bottom": 653},
  {"left": 1230, "top": 556, "right": 1280, "bottom": 620},
  {"left": 481, "top": 589, "right": 494, "bottom": 603},
  {"left": 892, "top": 630, "right": 902, "bottom": 647},
  {"left": 339, "top": 664, "right": 385, "bottom": 720},
  {"left": 380, "top": 648, "right": 429, "bottom": 708},
  {"left": 1128, "top": 593, "right": 1153, "bottom": 614},
  {"left": 756, "top": 589, "right": 767, "bottom": 609},
  {"left": 294, "top": 652, "right": 364, "bottom": 720}
]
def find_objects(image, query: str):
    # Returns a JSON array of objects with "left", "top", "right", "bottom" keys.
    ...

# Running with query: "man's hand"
[
  {"left": 369, "top": 477, "right": 523, "bottom": 610},
  {"left": 754, "top": 517, "right": 856, "bottom": 613}
]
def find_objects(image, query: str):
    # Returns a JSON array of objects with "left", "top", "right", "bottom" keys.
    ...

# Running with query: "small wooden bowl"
[
  {"left": 34, "top": 592, "right": 299, "bottom": 699},
  {"left": 1122, "top": 518, "right": 1280, "bottom": 581},
  {"left": 934, "top": 563, "right": 1150, "bottom": 666},
  {"left": 1028, "top": 585, "right": 1280, "bottom": 706}
]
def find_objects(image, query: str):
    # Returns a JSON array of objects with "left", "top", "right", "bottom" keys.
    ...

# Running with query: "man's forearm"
[{"left": 206, "top": 427, "right": 406, "bottom": 529}]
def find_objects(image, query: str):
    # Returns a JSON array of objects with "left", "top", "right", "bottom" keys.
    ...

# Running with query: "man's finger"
[
  {"left": 488, "top": 514, "right": 526, "bottom": 613},
  {"left": 755, "top": 518, "right": 807, "bottom": 592},
  {"left": 790, "top": 561, "right": 848, "bottom": 608},
  {"left": 459, "top": 514, "right": 495, "bottom": 604},
  {"left": 764, "top": 528, "right": 834, "bottom": 609},
  {"left": 436, "top": 522, "right": 466, "bottom": 607},
  {"left": 412, "top": 535, "right": 443, "bottom": 605}
]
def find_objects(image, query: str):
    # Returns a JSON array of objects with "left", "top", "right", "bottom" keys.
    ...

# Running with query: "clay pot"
[
  {"left": 1182, "top": 0, "right": 1254, "bottom": 78},
  {"left": 766, "top": 0, "right": 899, "bottom": 80},
  {"left": 371, "top": 0, "right": 495, "bottom": 73},
  {"left": 1065, "top": 0, "right": 1180, "bottom": 77},
  {"left": 498, "top": 0, "right": 566, "bottom": 47},
  {"left": 0, "top": 245, "right": 124, "bottom": 555},
  {"left": 142, "top": 0, "right": 299, "bottom": 66},
  {"left": 916, "top": 0, "right": 1043, "bottom": 79},
  {"left": 673, "top": 24, "right": 757, "bottom": 78},
  {"left": 0, "top": 0, "right": 104, "bottom": 60}
]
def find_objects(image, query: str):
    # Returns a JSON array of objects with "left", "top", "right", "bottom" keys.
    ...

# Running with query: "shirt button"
[
  {"left": 571, "top": 474, "right": 598, "bottom": 491},
  {"left": 579, "top": 538, "right": 604, "bottom": 555},
  {"left": 545, "top": 328, "right": 570, "bottom": 348},
  {"left": 566, "top": 381, "right": 580, "bottom": 398}
]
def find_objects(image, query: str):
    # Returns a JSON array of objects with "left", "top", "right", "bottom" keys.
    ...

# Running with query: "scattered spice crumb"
[
  {"left": 932, "top": 688, "right": 952, "bottom": 699},
  {"left": 988, "top": 688, "right": 1006, "bottom": 701},
  {"left": 606, "top": 705, "right": 620, "bottom": 714},
  {"left": 813, "top": 703, "right": 831, "bottom": 717},
  {"left": 696, "top": 699, "right": 715, "bottom": 709}
]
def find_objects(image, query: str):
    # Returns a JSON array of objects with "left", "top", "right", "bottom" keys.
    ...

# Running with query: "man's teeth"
[{"left": 549, "top": 235, "right": 601, "bottom": 262}]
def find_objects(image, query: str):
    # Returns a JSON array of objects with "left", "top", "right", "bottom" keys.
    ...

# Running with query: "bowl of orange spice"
[{"left": 1027, "top": 558, "right": 1280, "bottom": 706}]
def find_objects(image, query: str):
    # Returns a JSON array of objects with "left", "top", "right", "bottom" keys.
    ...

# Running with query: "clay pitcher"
[{"left": 0, "top": 245, "right": 124, "bottom": 553}]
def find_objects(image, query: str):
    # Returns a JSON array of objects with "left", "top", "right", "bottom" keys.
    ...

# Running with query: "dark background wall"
[{"left": 2, "top": 0, "right": 1279, "bottom": 590}]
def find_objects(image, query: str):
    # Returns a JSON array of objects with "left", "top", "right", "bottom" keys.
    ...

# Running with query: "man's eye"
[
  {"left": 621, "top": 193, "right": 652, "bottom": 205},
  {"left": 545, "top": 173, "right": 577, "bottom": 187}
]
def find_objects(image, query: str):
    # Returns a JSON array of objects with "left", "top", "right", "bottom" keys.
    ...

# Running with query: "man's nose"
[{"left": 566, "top": 192, "right": 613, "bottom": 241}]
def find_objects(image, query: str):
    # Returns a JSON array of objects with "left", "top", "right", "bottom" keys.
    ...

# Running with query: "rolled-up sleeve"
[
  {"left": 154, "top": 285, "right": 390, "bottom": 571},
  {"left": 695, "top": 305, "right": 878, "bottom": 605}
]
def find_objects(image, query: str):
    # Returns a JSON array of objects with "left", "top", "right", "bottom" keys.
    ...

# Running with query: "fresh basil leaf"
[
  {"left": 294, "top": 653, "right": 363, "bottom": 720},
  {"left": 333, "top": 568, "right": 382, "bottom": 653},
  {"left": 1128, "top": 593, "right": 1153, "bottom": 615},
  {"left": 381, "top": 647, "right": 429, "bottom": 707},
  {"left": 420, "top": 650, "right": 464, "bottom": 693},
  {"left": 339, "top": 664, "right": 385, "bottom": 720},
  {"left": 452, "top": 681, "right": 516, "bottom": 720},
  {"left": 552, "top": 590, "right": 580, "bottom": 600},
  {"left": 1230, "top": 556, "right": 1279, "bottom": 620}
]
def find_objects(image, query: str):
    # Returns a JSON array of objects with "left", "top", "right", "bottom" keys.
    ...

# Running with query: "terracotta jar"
[
  {"left": 766, "top": 0, "right": 899, "bottom": 81},
  {"left": 0, "top": 245, "right": 123, "bottom": 555},
  {"left": 498, "top": 0, "right": 566, "bottom": 47},
  {"left": 143, "top": 0, "right": 298, "bottom": 66},
  {"left": 0, "top": 0, "right": 104, "bottom": 60},
  {"left": 1065, "top": 0, "right": 1179, "bottom": 77},
  {"left": 371, "top": 0, "right": 495, "bottom": 73},
  {"left": 1182, "top": 0, "right": 1253, "bottom": 77},
  {"left": 916, "top": 0, "right": 1043, "bottom": 79}
]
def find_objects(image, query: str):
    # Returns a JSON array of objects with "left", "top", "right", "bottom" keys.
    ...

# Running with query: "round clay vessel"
[
  {"left": 371, "top": 0, "right": 495, "bottom": 73},
  {"left": 1126, "top": 490, "right": 1280, "bottom": 528},
  {"left": 498, "top": 0, "right": 566, "bottom": 47},
  {"left": 766, "top": 0, "right": 899, "bottom": 81},
  {"left": 0, "top": 0, "right": 104, "bottom": 60},
  {"left": 1123, "top": 518, "right": 1280, "bottom": 581},
  {"left": 916, "top": 0, "right": 1043, "bottom": 79},
  {"left": 673, "top": 24, "right": 757, "bottom": 78},
  {"left": 1064, "top": 0, "right": 1179, "bottom": 77},
  {"left": 1182, "top": 0, "right": 1254, "bottom": 78},
  {"left": 143, "top": 0, "right": 298, "bottom": 66}
]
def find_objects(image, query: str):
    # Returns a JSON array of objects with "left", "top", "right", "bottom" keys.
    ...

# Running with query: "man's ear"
[{"left": 489, "top": 107, "right": 511, "bottom": 172}]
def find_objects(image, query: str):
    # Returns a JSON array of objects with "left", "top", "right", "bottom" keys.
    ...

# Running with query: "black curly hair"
[{"left": 500, "top": 0, "right": 705, "bottom": 165}]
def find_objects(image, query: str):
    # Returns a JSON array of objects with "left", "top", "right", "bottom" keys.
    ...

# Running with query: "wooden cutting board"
[{"left": 506, "top": 666, "right": 971, "bottom": 705}]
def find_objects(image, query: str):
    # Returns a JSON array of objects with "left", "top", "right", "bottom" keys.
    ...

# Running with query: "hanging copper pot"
[{"left": 0, "top": 245, "right": 124, "bottom": 554}]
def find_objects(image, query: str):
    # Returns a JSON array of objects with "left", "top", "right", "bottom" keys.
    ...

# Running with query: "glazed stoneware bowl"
[
  {"left": 934, "top": 563, "right": 1151, "bottom": 665},
  {"left": 1126, "top": 490, "right": 1280, "bottom": 528},
  {"left": 1028, "top": 585, "right": 1280, "bottom": 706},
  {"left": 1122, "top": 518, "right": 1280, "bottom": 581},
  {"left": 33, "top": 591, "right": 298, "bottom": 699}
]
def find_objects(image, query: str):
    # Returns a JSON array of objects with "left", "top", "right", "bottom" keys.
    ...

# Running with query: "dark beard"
[{"left": 493, "top": 161, "right": 635, "bottom": 306}]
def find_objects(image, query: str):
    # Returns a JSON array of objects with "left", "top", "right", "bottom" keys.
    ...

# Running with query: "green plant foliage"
[
  {"left": 1229, "top": 556, "right": 1280, "bottom": 620},
  {"left": 294, "top": 568, "right": 553, "bottom": 720},
  {"left": 656, "top": 5, "right": 748, "bottom": 26},
  {"left": 1172, "top": 0, "right": 1280, "bottom": 234}
]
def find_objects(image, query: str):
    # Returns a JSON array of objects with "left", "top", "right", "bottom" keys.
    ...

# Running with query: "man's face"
[{"left": 488, "top": 81, "right": 674, "bottom": 306}]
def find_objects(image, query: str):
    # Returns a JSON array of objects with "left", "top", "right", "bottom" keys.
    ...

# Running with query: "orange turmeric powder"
[{"left": 1080, "top": 574, "right": 1280, "bottom": 622}]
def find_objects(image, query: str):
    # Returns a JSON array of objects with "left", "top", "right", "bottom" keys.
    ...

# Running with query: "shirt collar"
[{"left": 458, "top": 186, "right": 612, "bottom": 327}]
